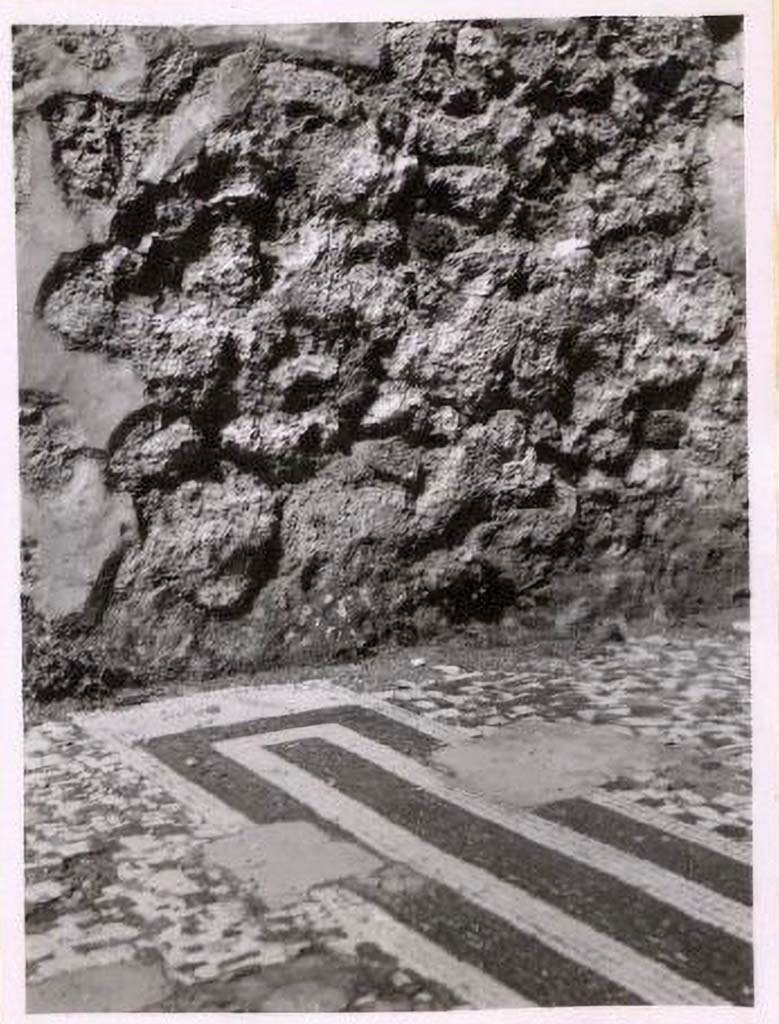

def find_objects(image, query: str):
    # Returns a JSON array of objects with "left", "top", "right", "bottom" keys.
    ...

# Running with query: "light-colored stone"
[
  {"left": 270, "top": 353, "right": 339, "bottom": 392},
  {"left": 203, "top": 821, "right": 382, "bottom": 909},
  {"left": 141, "top": 53, "right": 255, "bottom": 183},
  {"left": 222, "top": 409, "right": 338, "bottom": 465},
  {"left": 416, "top": 112, "right": 494, "bottom": 163},
  {"left": 426, "top": 164, "right": 509, "bottom": 222},
  {"left": 362, "top": 385, "right": 426, "bottom": 433},
  {"left": 549, "top": 236, "right": 591, "bottom": 262},
  {"left": 654, "top": 273, "right": 738, "bottom": 344},
  {"left": 26, "top": 880, "right": 65, "bottom": 904},
  {"left": 257, "top": 62, "right": 358, "bottom": 122},
  {"left": 429, "top": 405, "right": 461, "bottom": 442},
  {"left": 147, "top": 868, "right": 201, "bottom": 897},
  {"left": 317, "top": 126, "right": 417, "bottom": 217},
  {"left": 626, "top": 450, "right": 677, "bottom": 493},
  {"left": 114, "top": 469, "right": 279, "bottom": 613},
  {"left": 108, "top": 418, "right": 203, "bottom": 489},
  {"left": 388, "top": 298, "right": 518, "bottom": 412}
]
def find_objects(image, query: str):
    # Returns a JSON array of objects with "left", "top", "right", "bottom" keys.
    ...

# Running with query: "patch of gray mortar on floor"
[
  {"left": 431, "top": 720, "right": 679, "bottom": 808},
  {"left": 26, "top": 958, "right": 170, "bottom": 1013},
  {"left": 202, "top": 821, "right": 383, "bottom": 909}
]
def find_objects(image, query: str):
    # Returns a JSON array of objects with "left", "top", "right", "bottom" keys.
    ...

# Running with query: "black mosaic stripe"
[
  {"left": 143, "top": 715, "right": 640, "bottom": 1004},
  {"left": 275, "top": 738, "right": 753, "bottom": 1006},
  {"left": 348, "top": 877, "right": 643, "bottom": 1006},
  {"left": 145, "top": 705, "right": 437, "bottom": 829},
  {"left": 147, "top": 732, "right": 316, "bottom": 825},
  {"left": 160, "top": 705, "right": 440, "bottom": 759},
  {"left": 535, "top": 798, "right": 752, "bottom": 907}
]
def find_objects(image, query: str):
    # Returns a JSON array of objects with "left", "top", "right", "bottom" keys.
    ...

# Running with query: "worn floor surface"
[{"left": 24, "top": 627, "right": 752, "bottom": 1010}]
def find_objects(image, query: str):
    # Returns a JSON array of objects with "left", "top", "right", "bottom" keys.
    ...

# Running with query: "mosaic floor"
[
  {"left": 379, "top": 631, "right": 752, "bottom": 841},
  {"left": 23, "top": 629, "right": 752, "bottom": 1010}
]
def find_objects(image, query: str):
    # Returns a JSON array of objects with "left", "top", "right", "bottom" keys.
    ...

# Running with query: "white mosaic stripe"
[
  {"left": 74, "top": 719, "right": 522, "bottom": 1007},
  {"left": 76, "top": 682, "right": 464, "bottom": 745},
  {"left": 75, "top": 681, "right": 348, "bottom": 742},
  {"left": 356, "top": 692, "right": 467, "bottom": 742},
  {"left": 250, "top": 723, "right": 751, "bottom": 943},
  {"left": 316, "top": 886, "right": 533, "bottom": 1009},
  {"left": 78, "top": 681, "right": 750, "bottom": 873},
  {"left": 590, "top": 791, "right": 752, "bottom": 865},
  {"left": 217, "top": 735, "right": 726, "bottom": 1006}
]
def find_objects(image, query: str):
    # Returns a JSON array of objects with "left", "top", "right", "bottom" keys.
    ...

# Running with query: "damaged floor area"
[{"left": 24, "top": 627, "right": 752, "bottom": 1010}]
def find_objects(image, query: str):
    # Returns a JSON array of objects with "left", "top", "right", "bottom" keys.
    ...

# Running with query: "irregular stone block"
[
  {"left": 107, "top": 415, "right": 205, "bottom": 491},
  {"left": 654, "top": 275, "right": 738, "bottom": 344},
  {"left": 317, "top": 125, "right": 418, "bottom": 217},
  {"left": 496, "top": 482, "right": 579, "bottom": 552},
  {"left": 495, "top": 450, "right": 553, "bottom": 508},
  {"left": 114, "top": 470, "right": 279, "bottom": 615},
  {"left": 141, "top": 52, "right": 256, "bottom": 183},
  {"left": 388, "top": 297, "right": 518, "bottom": 413},
  {"left": 426, "top": 164, "right": 509, "bottom": 223},
  {"left": 643, "top": 410, "right": 687, "bottom": 449},
  {"left": 626, "top": 450, "right": 677, "bottom": 493},
  {"left": 429, "top": 405, "right": 462, "bottom": 443},
  {"left": 40, "top": 94, "right": 126, "bottom": 204},
  {"left": 222, "top": 409, "right": 339, "bottom": 473},
  {"left": 147, "top": 327, "right": 234, "bottom": 416},
  {"left": 415, "top": 111, "right": 495, "bottom": 164},
  {"left": 256, "top": 61, "right": 359, "bottom": 122},
  {"left": 453, "top": 23, "right": 513, "bottom": 102},
  {"left": 362, "top": 385, "right": 427, "bottom": 436},
  {"left": 270, "top": 353, "right": 340, "bottom": 399},
  {"left": 181, "top": 221, "right": 265, "bottom": 304},
  {"left": 624, "top": 329, "right": 705, "bottom": 394},
  {"left": 414, "top": 442, "right": 487, "bottom": 533},
  {"left": 281, "top": 469, "right": 411, "bottom": 573}
]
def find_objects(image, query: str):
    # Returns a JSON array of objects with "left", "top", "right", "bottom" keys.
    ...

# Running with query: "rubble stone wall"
[{"left": 14, "top": 19, "right": 747, "bottom": 692}]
